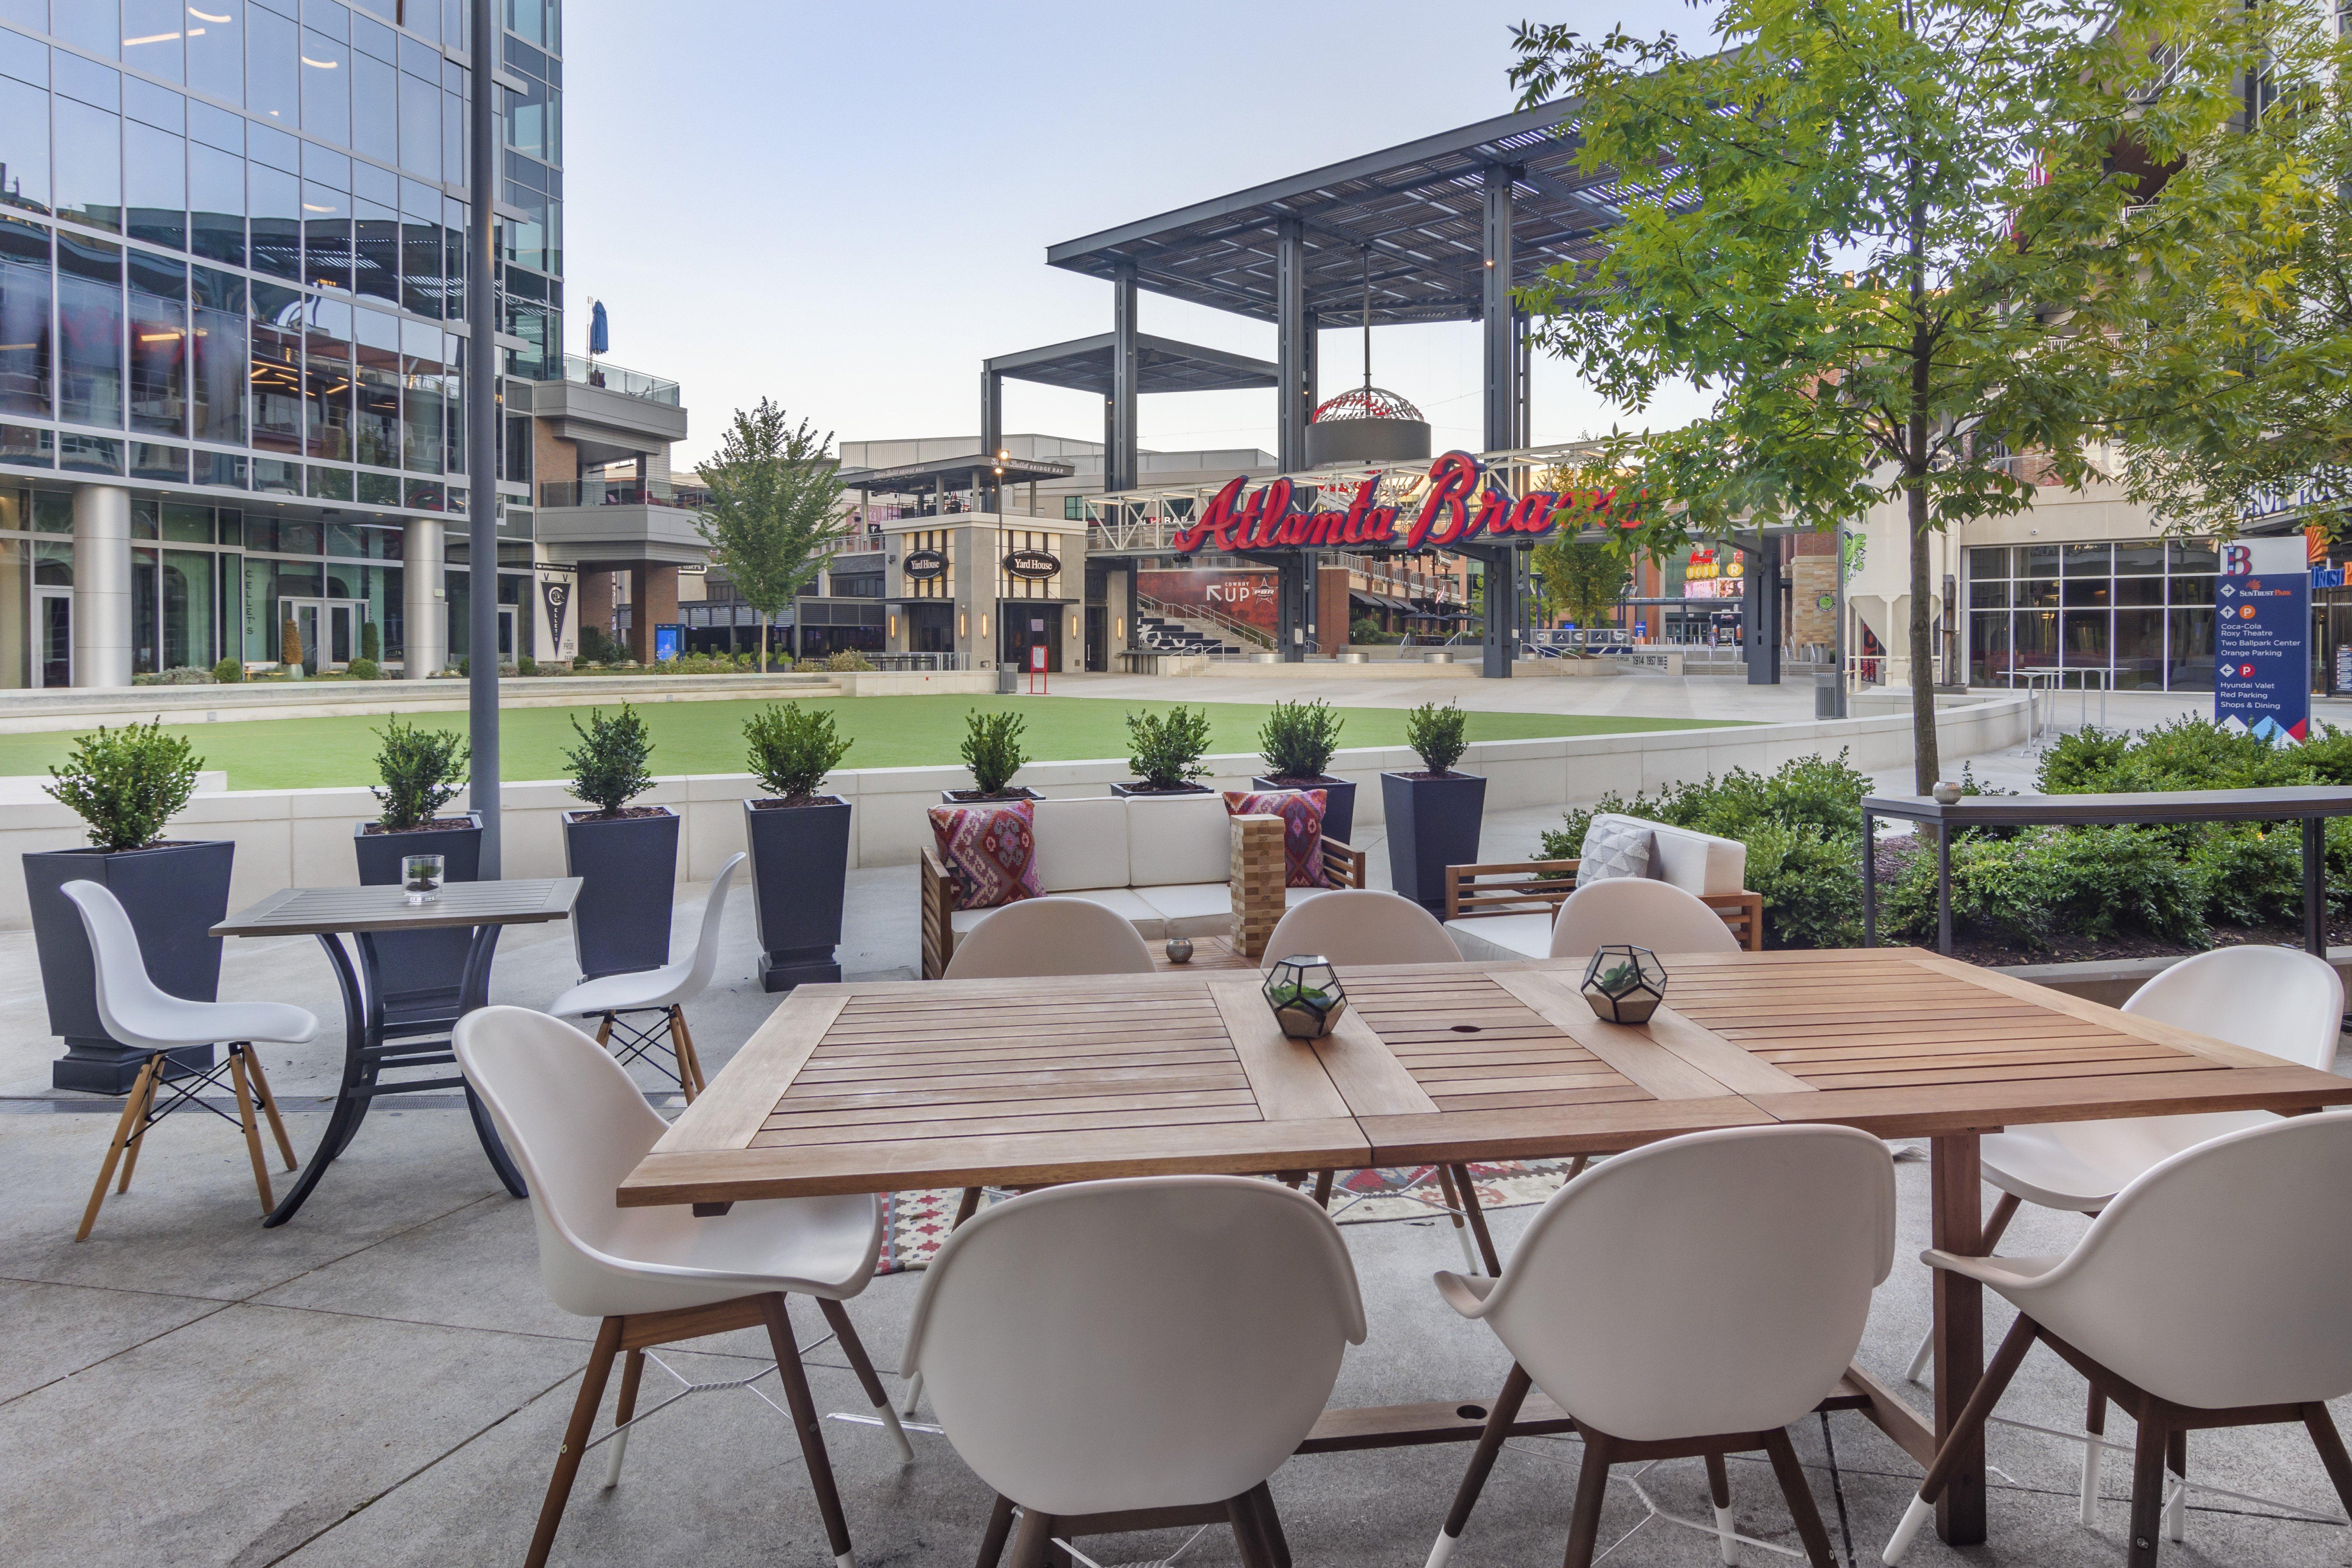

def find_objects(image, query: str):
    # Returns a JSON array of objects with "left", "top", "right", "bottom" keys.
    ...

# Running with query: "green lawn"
[{"left": 0, "top": 695, "right": 1748, "bottom": 791}]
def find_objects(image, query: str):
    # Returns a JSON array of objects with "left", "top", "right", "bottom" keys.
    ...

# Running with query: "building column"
[
  {"left": 1480, "top": 165, "right": 1523, "bottom": 679},
  {"left": 71, "top": 483, "right": 131, "bottom": 688},
  {"left": 1277, "top": 216, "right": 1312, "bottom": 474},
  {"left": 403, "top": 519, "right": 445, "bottom": 677},
  {"left": 1108, "top": 265, "right": 1138, "bottom": 493},
  {"left": 626, "top": 561, "right": 679, "bottom": 665},
  {"left": 980, "top": 365, "right": 1003, "bottom": 510}
]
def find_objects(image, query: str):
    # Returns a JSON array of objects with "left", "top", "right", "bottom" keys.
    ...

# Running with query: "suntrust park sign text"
[{"left": 1167, "top": 451, "right": 1640, "bottom": 555}]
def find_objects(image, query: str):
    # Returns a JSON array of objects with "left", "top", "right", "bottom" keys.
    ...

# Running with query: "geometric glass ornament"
[
  {"left": 1263, "top": 953, "right": 1347, "bottom": 1041},
  {"left": 1581, "top": 944, "right": 1668, "bottom": 1025}
]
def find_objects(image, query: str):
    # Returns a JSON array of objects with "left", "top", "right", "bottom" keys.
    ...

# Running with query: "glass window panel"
[
  {"left": 278, "top": 518, "right": 319, "bottom": 555},
  {"left": 187, "top": 3, "right": 243, "bottom": 103},
  {"left": 31, "top": 488, "right": 69, "bottom": 530},
  {"left": 2114, "top": 541, "right": 2165, "bottom": 575},
  {"left": 217, "top": 549, "right": 239, "bottom": 661},
  {"left": 397, "top": 66, "right": 436, "bottom": 176},
  {"left": 250, "top": 455, "right": 298, "bottom": 494},
  {"left": 0, "top": 532, "right": 22, "bottom": 688},
  {"left": 323, "top": 519, "right": 361, "bottom": 555},
  {"left": 242, "top": 553, "right": 271, "bottom": 657},
  {"left": 2169, "top": 607, "right": 2217, "bottom": 690},
  {"left": 2062, "top": 575, "right": 2110, "bottom": 608},
  {"left": 2062, "top": 608, "right": 2109, "bottom": 670},
  {"left": 127, "top": 252, "right": 187, "bottom": 436},
  {"left": 1966, "top": 546, "right": 2008, "bottom": 580},
  {"left": 54, "top": 99, "right": 123, "bottom": 231},
  {"left": 304, "top": 333, "right": 348, "bottom": 458},
  {"left": 248, "top": 117, "right": 298, "bottom": 172},
  {"left": 123, "top": 120, "right": 185, "bottom": 250},
  {"left": 0, "top": 26, "right": 44, "bottom": 90},
  {"left": 2170, "top": 573, "right": 2216, "bottom": 605},
  {"left": 352, "top": 313, "right": 396, "bottom": 466},
  {"left": 353, "top": 199, "right": 396, "bottom": 302},
  {"left": 2114, "top": 575, "right": 2164, "bottom": 606},
  {"left": 132, "top": 544, "right": 156, "bottom": 671},
  {"left": 129, "top": 439, "right": 184, "bottom": 481},
  {"left": 306, "top": 461, "right": 350, "bottom": 498},
  {"left": 249, "top": 281, "right": 300, "bottom": 451},
  {"left": 300, "top": 28, "right": 348, "bottom": 144},
  {"left": 217, "top": 508, "right": 240, "bottom": 543},
  {"left": 356, "top": 466, "right": 396, "bottom": 504},
  {"left": 351, "top": 9, "right": 391, "bottom": 58},
  {"left": 55, "top": 52, "right": 119, "bottom": 110},
  {"left": 302, "top": 181, "right": 350, "bottom": 289},
  {"left": 0, "top": 74, "right": 51, "bottom": 216},
  {"left": 2169, "top": 539, "right": 2220, "bottom": 573},
  {"left": 60, "top": 432, "right": 125, "bottom": 473},
  {"left": 57, "top": 236, "right": 124, "bottom": 427},
  {"left": 440, "top": 84, "right": 459, "bottom": 185},
  {"left": 352, "top": 50, "right": 394, "bottom": 165},
  {"left": 400, "top": 355, "right": 441, "bottom": 471},
  {"left": 248, "top": 5, "right": 299, "bottom": 125},
  {"left": 304, "top": 0, "right": 347, "bottom": 38},
  {"left": 2112, "top": 608, "right": 2166, "bottom": 690},
  {"left": 194, "top": 450, "right": 244, "bottom": 486},
  {"left": 0, "top": 244, "right": 50, "bottom": 416},
  {"left": 2061, "top": 542, "right": 2111, "bottom": 576},
  {"left": 189, "top": 142, "right": 243, "bottom": 264},
  {"left": 2013, "top": 607, "right": 2056, "bottom": 673},
  {"left": 2020, "top": 543, "right": 2059, "bottom": 579},
  {"left": 1969, "top": 612, "right": 2010, "bottom": 687},
  {"left": 403, "top": 476, "right": 440, "bottom": 510},
  {"left": 188, "top": 101, "right": 240, "bottom": 155},
  {"left": 1968, "top": 579, "right": 2008, "bottom": 610},
  {"left": 122, "top": 0, "right": 185, "bottom": 80},
  {"left": 123, "top": 74, "right": 182, "bottom": 132},
  {"left": 399, "top": 215, "right": 439, "bottom": 316},
  {"left": 194, "top": 281, "right": 247, "bottom": 444},
  {"left": 0, "top": 419, "right": 50, "bottom": 465},
  {"left": 2017, "top": 576, "right": 2059, "bottom": 609},
  {"left": 132, "top": 498, "right": 158, "bottom": 539},
  {"left": 249, "top": 163, "right": 299, "bottom": 278}
]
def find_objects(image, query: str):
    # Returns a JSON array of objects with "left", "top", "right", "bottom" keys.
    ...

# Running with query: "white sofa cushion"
[
  {"left": 1445, "top": 912, "right": 1553, "bottom": 964},
  {"left": 1593, "top": 812, "right": 1746, "bottom": 896},
  {"left": 1032, "top": 797, "right": 1131, "bottom": 892},
  {"left": 954, "top": 887, "right": 1167, "bottom": 941},
  {"left": 1125, "top": 794, "right": 1231, "bottom": 887},
  {"left": 1133, "top": 882, "right": 1236, "bottom": 938}
]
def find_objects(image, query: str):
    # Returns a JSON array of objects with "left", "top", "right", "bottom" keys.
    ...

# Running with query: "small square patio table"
[
  {"left": 619, "top": 946, "right": 2352, "bottom": 1549},
  {"left": 213, "top": 878, "right": 581, "bottom": 1226}
]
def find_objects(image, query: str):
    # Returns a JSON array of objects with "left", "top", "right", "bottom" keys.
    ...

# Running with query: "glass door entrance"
[
  {"left": 35, "top": 588, "right": 69, "bottom": 686},
  {"left": 282, "top": 597, "right": 368, "bottom": 673}
]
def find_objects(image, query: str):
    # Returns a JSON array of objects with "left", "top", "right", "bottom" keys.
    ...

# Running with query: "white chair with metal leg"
[
  {"left": 1898, "top": 946, "right": 2344, "bottom": 1530},
  {"left": 1427, "top": 1123, "right": 1896, "bottom": 1568},
  {"left": 902, "top": 1176, "right": 1367, "bottom": 1568},
  {"left": 1884, "top": 1111, "right": 2352, "bottom": 1566},
  {"left": 1260, "top": 888, "right": 1463, "bottom": 969},
  {"left": 452, "top": 1005, "right": 911, "bottom": 1568},
  {"left": 548, "top": 852, "right": 744, "bottom": 1103},
  {"left": 942, "top": 895, "right": 1158, "bottom": 980},
  {"left": 61, "top": 880, "right": 316, "bottom": 1241},
  {"left": 1549, "top": 876, "right": 1746, "bottom": 958}
]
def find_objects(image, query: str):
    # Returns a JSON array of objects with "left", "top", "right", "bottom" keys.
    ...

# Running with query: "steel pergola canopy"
[{"left": 987, "top": 333, "right": 1279, "bottom": 397}]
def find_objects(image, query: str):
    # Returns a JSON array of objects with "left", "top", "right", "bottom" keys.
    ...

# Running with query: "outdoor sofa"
[{"left": 1442, "top": 812, "right": 1765, "bottom": 959}]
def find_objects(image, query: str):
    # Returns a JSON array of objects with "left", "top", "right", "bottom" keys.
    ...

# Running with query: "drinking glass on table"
[{"left": 402, "top": 853, "right": 445, "bottom": 904}]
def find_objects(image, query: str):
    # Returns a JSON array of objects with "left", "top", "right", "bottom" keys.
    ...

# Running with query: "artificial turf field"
[{"left": 0, "top": 694, "right": 1746, "bottom": 791}]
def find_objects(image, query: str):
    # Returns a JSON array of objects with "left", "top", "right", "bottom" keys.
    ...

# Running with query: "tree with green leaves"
[
  {"left": 1509, "top": 0, "right": 2313, "bottom": 788},
  {"left": 1530, "top": 532, "right": 1633, "bottom": 637},
  {"left": 695, "top": 399, "right": 846, "bottom": 673}
]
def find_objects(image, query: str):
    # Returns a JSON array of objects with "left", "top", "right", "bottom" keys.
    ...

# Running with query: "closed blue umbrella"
[{"left": 588, "top": 298, "right": 610, "bottom": 356}]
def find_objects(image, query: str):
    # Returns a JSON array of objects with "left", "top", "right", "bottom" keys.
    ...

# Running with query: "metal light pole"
[
  {"left": 1832, "top": 524, "right": 1851, "bottom": 717},
  {"left": 467, "top": 0, "right": 501, "bottom": 875}
]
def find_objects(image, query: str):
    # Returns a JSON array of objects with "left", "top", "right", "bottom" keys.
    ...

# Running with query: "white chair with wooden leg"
[
  {"left": 1427, "top": 1123, "right": 1896, "bottom": 1568},
  {"left": 452, "top": 1005, "right": 911, "bottom": 1568},
  {"left": 1884, "top": 1111, "right": 2352, "bottom": 1567},
  {"left": 941, "top": 895, "right": 1157, "bottom": 980},
  {"left": 903, "top": 1176, "right": 1366, "bottom": 1568},
  {"left": 1548, "top": 876, "right": 1746, "bottom": 958},
  {"left": 62, "top": 880, "right": 314, "bottom": 1241},
  {"left": 548, "top": 852, "right": 744, "bottom": 1104}
]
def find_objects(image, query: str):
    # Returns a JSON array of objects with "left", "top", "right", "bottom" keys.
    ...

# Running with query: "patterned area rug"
[{"left": 876, "top": 1160, "right": 1573, "bottom": 1275}]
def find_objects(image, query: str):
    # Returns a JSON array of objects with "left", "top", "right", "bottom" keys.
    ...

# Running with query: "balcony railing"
[
  {"left": 559, "top": 354, "right": 681, "bottom": 407},
  {"left": 539, "top": 479, "right": 696, "bottom": 508}
]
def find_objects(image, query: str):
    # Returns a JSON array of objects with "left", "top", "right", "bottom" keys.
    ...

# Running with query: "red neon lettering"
[
  {"left": 1462, "top": 486, "right": 1510, "bottom": 542},
  {"left": 1507, "top": 491, "right": 1557, "bottom": 534},
  {"left": 1365, "top": 506, "right": 1398, "bottom": 543},
  {"left": 1406, "top": 452, "right": 1481, "bottom": 550},
  {"left": 1339, "top": 479, "right": 1378, "bottom": 544},
  {"left": 1173, "top": 476, "right": 1247, "bottom": 553}
]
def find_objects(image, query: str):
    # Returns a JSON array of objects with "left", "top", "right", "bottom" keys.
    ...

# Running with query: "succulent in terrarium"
[
  {"left": 1581, "top": 944, "right": 1668, "bottom": 1025},
  {"left": 1263, "top": 955, "right": 1348, "bottom": 1040}
]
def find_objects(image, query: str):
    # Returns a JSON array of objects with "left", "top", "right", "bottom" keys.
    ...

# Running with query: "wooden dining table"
[{"left": 617, "top": 946, "right": 2352, "bottom": 1549}]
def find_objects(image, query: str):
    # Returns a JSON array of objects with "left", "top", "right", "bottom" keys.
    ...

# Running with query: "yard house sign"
[{"left": 1167, "top": 451, "right": 1641, "bottom": 556}]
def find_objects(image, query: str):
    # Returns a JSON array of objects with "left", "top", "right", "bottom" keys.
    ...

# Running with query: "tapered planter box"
[
  {"left": 1381, "top": 770, "right": 1486, "bottom": 913},
  {"left": 354, "top": 813, "right": 480, "bottom": 1025},
  {"left": 1250, "top": 774, "right": 1357, "bottom": 848},
  {"left": 561, "top": 808, "right": 680, "bottom": 980},
  {"left": 25, "top": 839, "right": 234, "bottom": 1093},
  {"left": 1108, "top": 782, "right": 1213, "bottom": 798},
  {"left": 745, "top": 796, "right": 852, "bottom": 992}
]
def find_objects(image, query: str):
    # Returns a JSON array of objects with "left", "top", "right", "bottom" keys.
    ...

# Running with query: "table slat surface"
[{"left": 213, "top": 878, "right": 582, "bottom": 936}]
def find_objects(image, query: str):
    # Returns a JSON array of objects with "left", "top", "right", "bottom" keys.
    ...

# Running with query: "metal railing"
[
  {"left": 1134, "top": 592, "right": 1275, "bottom": 651},
  {"left": 862, "top": 651, "right": 969, "bottom": 672},
  {"left": 539, "top": 479, "right": 697, "bottom": 509},
  {"left": 560, "top": 355, "right": 681, "bottom": 406}
]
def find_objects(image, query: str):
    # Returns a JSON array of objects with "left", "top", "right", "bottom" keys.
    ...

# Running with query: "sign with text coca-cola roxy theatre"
[{"left": 1166, "top": 451, "right": 1640, "bottom": 555}]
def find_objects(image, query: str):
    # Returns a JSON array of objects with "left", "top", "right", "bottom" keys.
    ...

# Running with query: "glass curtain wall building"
[
  {"left": 1965, "top": 540, "right": 2220, "bottom": 692},
  {"left": 0, "top": 0, "right": 562, "bottom": 687}
]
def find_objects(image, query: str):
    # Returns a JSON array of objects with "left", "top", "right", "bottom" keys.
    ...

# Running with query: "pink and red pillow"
[
  {"left": 927, "top": 798, "right": 1042, "bottom": 911},
  {"left": 1223, "top": 789, "right": 1329, "bottom": 889}
]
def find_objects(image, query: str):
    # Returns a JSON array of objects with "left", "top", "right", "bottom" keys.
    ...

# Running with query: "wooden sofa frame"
[{"left": 1443, "top": 857, "right": 1767, "bottom": 953}]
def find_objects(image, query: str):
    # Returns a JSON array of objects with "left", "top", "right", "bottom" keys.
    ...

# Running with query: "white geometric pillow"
[{"left": 1576, "top": 816, "right": 1655, "bottom": 887}]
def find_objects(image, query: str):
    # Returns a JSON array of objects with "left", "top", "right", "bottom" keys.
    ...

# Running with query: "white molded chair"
[
  {"left": 1884, "top": 1111, "right": 2352, "bottom": 1566},
  {"left": 452, "top": 1005, "right": 910, "bottom": 1568},
  {"left": 1548, "top": 877, "right": 1744, "bottom": 959},
  {"left": 1260, "top": 888, "right": 1463, "bottom": 969},
  {"left": 903, "top": 1177, "right": 1367, "bottom": 1568},
  {"left": 1428, "top": 1124, "right": 1896, "bottom": 1568},
  {"left": 62, "top": 880, "right": 316, "bottom": 1241},
  {"left": 942, "top": 895, "right": 1156, "bottom": 980},
  {"left": 549, "top": 853, "right": 744, "bottom": 1103}
]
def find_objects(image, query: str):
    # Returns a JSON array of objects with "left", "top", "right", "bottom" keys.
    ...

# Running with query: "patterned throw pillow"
[
  {"left": 1222, "top": 789, "right": 1329, "bottom": 889},
  {"left": 1576, "top": 816, "right": 1655, "bottom": 887},
  {"left": 927, "top": 799, "right": 1042, "bottom": 911}
]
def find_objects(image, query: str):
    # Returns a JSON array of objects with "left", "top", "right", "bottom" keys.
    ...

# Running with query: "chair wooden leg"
[
  {"left": 1886, "top": 1312, "right": 2041, "bottom": 1563},
  {"left": 1433, "top": 1164, "right": 1476, "bottom": 1269},
  {"left": 78, "top": 1056, "right": 158, "bottom": 1241},
  {"left": 1704, "top": 1450, "right": 1737, "bottom": 1565},
  {"left": 240, "top": 1044, "right": 299, "bottom": 1169},
  {"left": 2165, "top": 1426, "right": 2188, "bottom": 1541},
  {"left": 668, "top": 1007, "right": 703, "bottom": 1102},
  {"left": 1561, "top": 1430, "right": 1615, "bottom": 1568},
  {"left": 1761, "top": 1428, "right": 1837, "bottom": 1568},
  {"left": 227, "top": 1045, "right": 276, "bottom": 1215},
  {"left": 974, "top": 1494, "right": 1017, "bottom": 1568},
  {"left": 114, "top": 1057, "right": 162, "bottom": 1194},
  {"left": 2127, "top": 1410, "right": 2170, "bottom": 1568},
  {"left": 602, "top": 1348, "right": 645, "bottom": 1489},
  {"left": 524, "top": 1316, "right": 622, "bottom": 1568},
  {"left": 1431, "top": 1363, "right": 1533, "bottom": 1565},
  {"left": 2300, "top": 1404, "right": 2352, "bottom": 1522},
  {"left": 1566, "top": 1154, "right": 1589, "bottom": 1181},
  {"left": 1247, "top": 1482, "right": 1292, "bottom": 1568},
  {"left": 2082, "top": 1385, "right": 2108, "bottom": 1526},
  {"left": 955, "top": 1187, "right": 984, "bottom": 1225},
  {"left": 818, "top": 1296, "right": 916, "bottom": 1462},
  {"left": 1311, "top": 1169, "right": 1335, "bottom": 1208},
  {"left": 760, "top": 1293, "right": 856, "bottom": 1566},
  {"left": 594, "top": 1014, "right": 614, "bottom": 1047},
  {"left": 1007, "top": 1506, "right": 1058, "bottom": 1568},
  {"left": 1981, "top": 1190, "right": 2021, "bottom": 1250}
]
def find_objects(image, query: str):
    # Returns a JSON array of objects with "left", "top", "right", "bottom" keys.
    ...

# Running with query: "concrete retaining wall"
[{"left": 0, "top": 695, "right": 2029, "bottom": 932}]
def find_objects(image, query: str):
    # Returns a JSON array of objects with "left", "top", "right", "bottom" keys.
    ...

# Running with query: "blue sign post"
[
  {"left": 2214, "top": 537, "right": 2310, "bottom": 743},
  {"left": 653, "top": 624, "right": 681, "bottom": 664}
]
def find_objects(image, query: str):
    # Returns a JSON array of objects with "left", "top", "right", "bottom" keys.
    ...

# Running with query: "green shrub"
[
  {"left": 1884, "top": 826, "right": 2208, "bottom": 951},
  {"left": 744, "top": 702, "right": 853, "bottom": 799},
  {"left": 1125, "top": 706, "right": 1213, "bottom": 789},
  {"left": 370, "top": 716, "right": 468, "bottom": 830},
  {"left": 46, "top": 719, "right": 203, "bottom": 853},
  {"left": 2185, "top": 825, "right": 2305, "bottom": 927},
  {"left": 136, "top": 666, "right": 214, "bottom": 685},
  {"left": 1350, "top": 616, "right": 1397, "bottom": 645},
  {"left": 960, "top": 710, "right": 1028, "bottom": 796},
  {"left": 563, "top": 704, "right": 656, "bottom": 816},
  {"left": 358, "top": 620, "right": 380, "bottom": 663},
  {"left": 1741, "top": 822, "right": 1865, "bottom": 949},
  {"left": 212, "top": 656, "right": 245, "bottom": 684},
  {"left": 1403, "top": 701, "right": 1469, "bottom": 774},
  {"left": 517, "top": 655, "right": 537, "bottom": 677},
  {"left": 577, "top": 624, "right": 614, "bottom": 663},
  {"left": 2039, "top": 717, "right": 2315, "bottom": 794},
  {"left": 825, "top": 648, "right": 875, "bottom": 673},
  {"left": 1258, "top": 699, "right": 1343, "bottom": 780},
  {"left": 345, "top": 657, "right": 380, "bottom": 680}
]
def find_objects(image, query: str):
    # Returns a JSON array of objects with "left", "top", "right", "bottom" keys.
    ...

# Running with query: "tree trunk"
[
  {"left": 758, "top": 613, "right": 768, "bottom": 675},
  {"left": 1908, "top": 475, "right": 1940, "bottom": 792}
]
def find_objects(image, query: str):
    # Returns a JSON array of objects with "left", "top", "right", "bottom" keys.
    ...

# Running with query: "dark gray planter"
[
  {"left": 1250, "top": 774, "right": 1357, "bottom": 848},
  {"left": 940, "top": 787, "right": 1044, "bottom": 805},
  {"left": 1381, "top": 770, "right": 1486, "bottom": 913},
  {"left": 354, "top": 814, "right": 481, "bottom": 1025},
  {"left": 561, "top": 808, "right": 680, "bottom": 980},
  {"left": 744, "top": 796, "right": 852, "bottom": 992},
  {"left": 25, "top": 839, "right": 234, "bottom": 1093},
  {"left": 1109, "top": 782, "right": 1214, "bottom": 798}
]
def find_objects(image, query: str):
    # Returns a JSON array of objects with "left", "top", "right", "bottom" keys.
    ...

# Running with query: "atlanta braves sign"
[{"left": 1167, "top": 451, "right": 1640, "bottom": 555}]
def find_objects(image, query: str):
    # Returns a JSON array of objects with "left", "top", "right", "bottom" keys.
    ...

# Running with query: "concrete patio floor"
[{"left": 7, "top": 700, "right": 2352, "bottom": 1567}]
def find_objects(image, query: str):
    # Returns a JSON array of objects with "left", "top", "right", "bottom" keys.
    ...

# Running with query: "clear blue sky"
[{"left": 564, "top": 0, "right": 1711, "bottom": 466}]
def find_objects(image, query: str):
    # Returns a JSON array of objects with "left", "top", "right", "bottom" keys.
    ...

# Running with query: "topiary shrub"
[
  {"left": 281, "top": 615, "right": 302, "bottom": 671},
  {"left": 358, "top": 619, "right": 381, "bottom": 663},
  {"left": 1403, "top": 701, "right": 1469, "bottom": 775},
  {"left": 345, "top": 657, "right": 380, "bottom": 680},
  {"left": 370, "top": 715, "right": 468, "bottom": 830},
  {"left": 1258, "top": 698, "right": 1343, "bottom": 782},
  {"left": 960, "top": 709, "right": 1028, "bottom": 796},
  {"left": 45, "top": 719, "right": 203, "bottom": 853},
  {"left": 212, "top": 656, "right": 245, "bottom": 683},
  {"left": 563, "top": 704, "right": 656, "bottom": 816},
  {"left": 1125, "top": 705, "right": 1213, "bottom": 789},
  {"left": 517, "top": 655, "right": 537, "bottom": 677},
  {"left": 744, "top": 702, "right": 853, "bottom": 799}
]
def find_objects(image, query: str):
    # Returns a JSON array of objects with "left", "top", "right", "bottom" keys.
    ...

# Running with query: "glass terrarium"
[
  {"left": 1581, "top": 945, "right": 1668, "bottom": 1025},
  {"left": 1263, "top": 954, "right": 1347, "bottom": 1041}
]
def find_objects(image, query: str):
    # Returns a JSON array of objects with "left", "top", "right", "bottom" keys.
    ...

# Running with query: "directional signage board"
[{"left": 2215, "top": 537, "right": 2310, "bottom": 742}]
